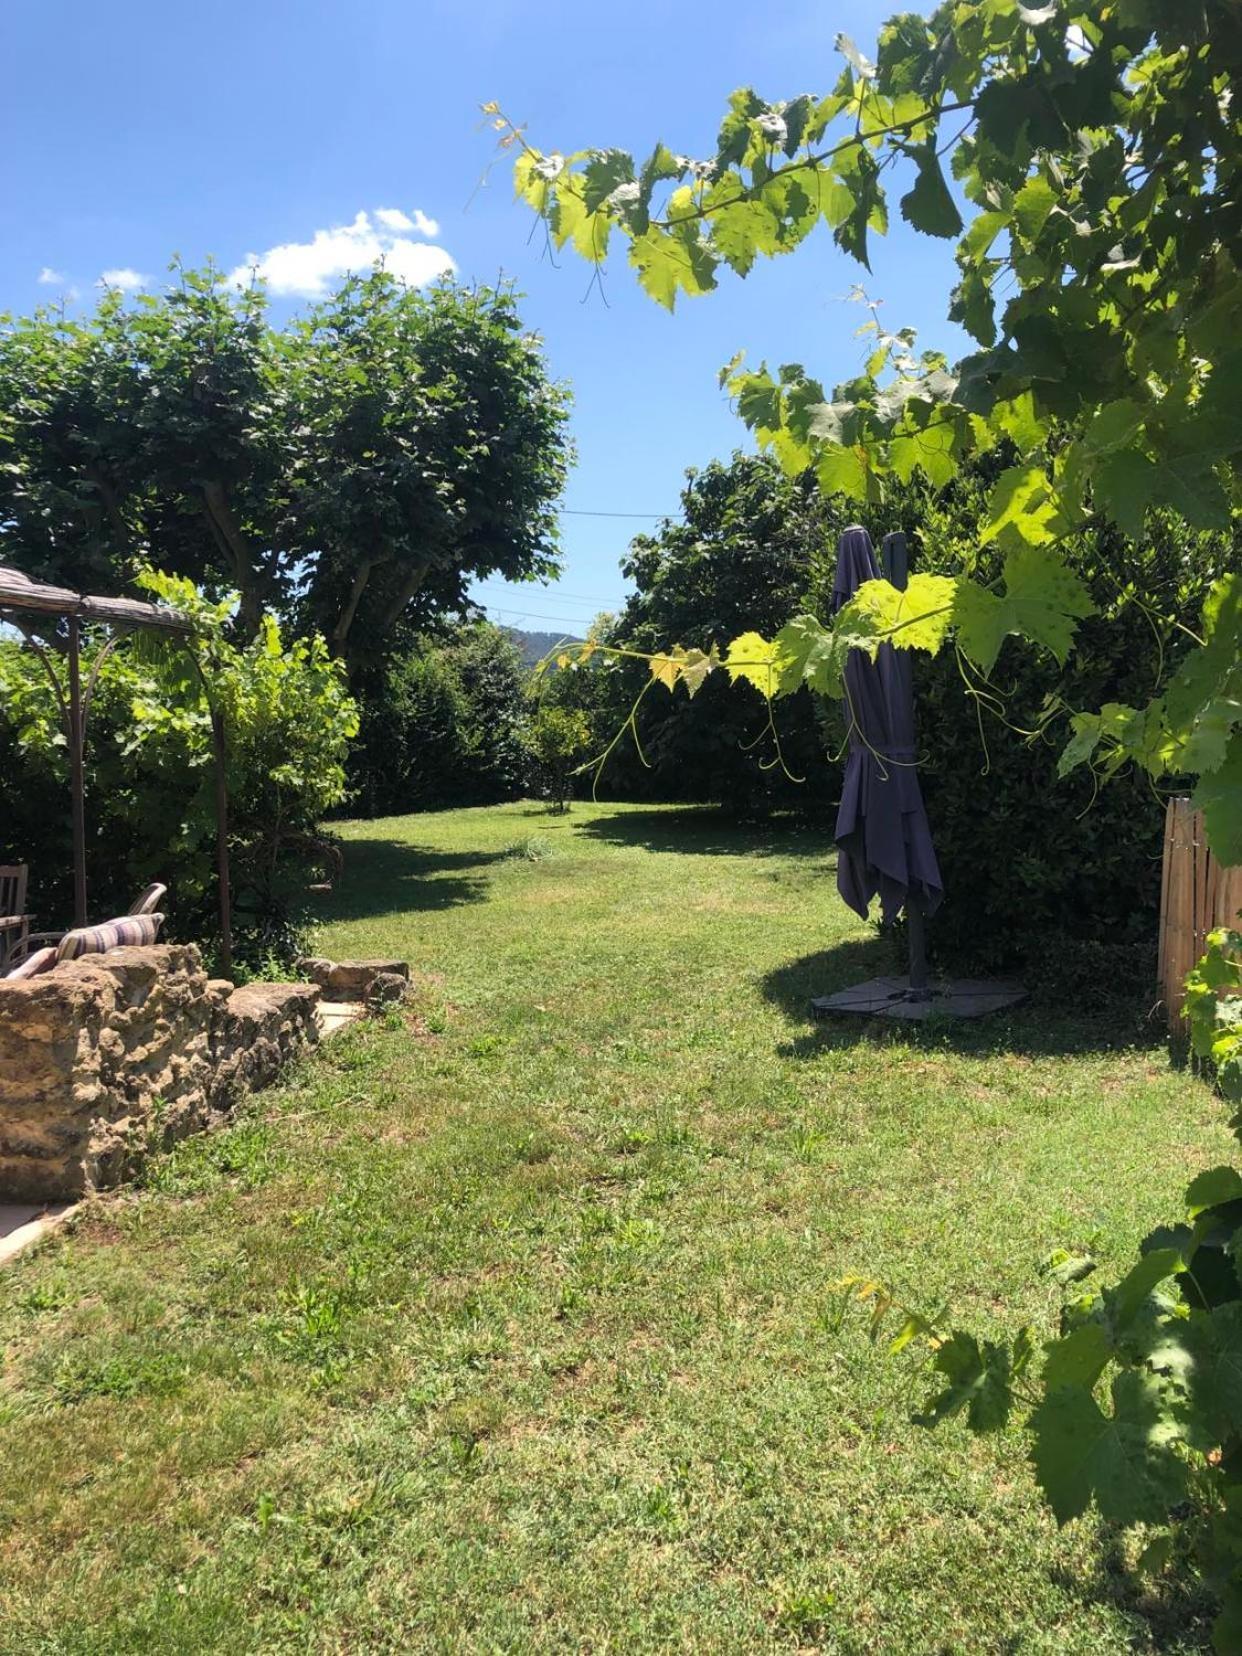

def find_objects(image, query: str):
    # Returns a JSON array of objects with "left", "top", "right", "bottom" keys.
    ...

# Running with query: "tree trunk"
[
  {"left": 202, "top": 480, "right": 262, "bottom": 638},
  {"left": 343, "top": 557, "right": 432, "bottom": 680}
]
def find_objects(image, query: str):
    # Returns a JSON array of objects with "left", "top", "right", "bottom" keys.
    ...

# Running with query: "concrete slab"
[
  {"left": 0, "top": 1201, "right": 76, "bottom": 1267},
  {"left": 810, "top": 975, "right": 1028, "bottom": 1021},
  {"left": 317, "top": 1000, "right": 364, "bottom": 1038}
]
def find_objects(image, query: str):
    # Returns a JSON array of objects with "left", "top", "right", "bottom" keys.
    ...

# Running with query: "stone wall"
[{"left": 0, "top": 944, "right": 320, "bottom": 1201}]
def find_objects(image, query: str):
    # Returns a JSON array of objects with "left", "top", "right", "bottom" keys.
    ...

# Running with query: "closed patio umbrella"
[{"left": 831, "top": 525, "right": 943, "bottom": 992}]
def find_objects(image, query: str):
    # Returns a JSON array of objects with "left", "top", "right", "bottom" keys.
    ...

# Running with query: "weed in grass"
[
  {"left": 144, "top": 1116, "right": 278, "bottom": 1196},
  {"left": 501, "top": 833, "right": 556, "bottom": 862},
  {"left": 269, "top": 1281, "right": 353, "bottom": 1386},
  {"left": 50, "top": 1346, "right": 187, "bottom": 1406},
  {"left": 15, "top": 1277, "right": 73, "bottom": 1315}
]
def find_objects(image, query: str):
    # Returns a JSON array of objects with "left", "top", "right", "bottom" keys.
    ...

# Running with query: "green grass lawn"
[{"left": 0, "top": 801, "right": 1231, "bottom": 1653}]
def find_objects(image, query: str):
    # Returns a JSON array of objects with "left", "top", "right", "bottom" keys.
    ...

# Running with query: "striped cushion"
[
  {"left": 128, "top": 882, "right": 167, "bottom": 916},
  {"left": 55, "top": 912, "right": 164, "bottom": 962},
  {"left": 5, "top": 946, "right": 57, "bottom": 980}
]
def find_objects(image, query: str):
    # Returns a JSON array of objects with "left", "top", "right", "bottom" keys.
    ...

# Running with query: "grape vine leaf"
[
  {"left": 770, "top": 616, "right": 832, "bottom": 696},
  {"left": 1042, "top": 1322, "right": 1111, "bottom": 1393},
  {"left": 1180, "top": 689, "right": 1242, "bottom": 777},
  {"left": 581, "top": 148, "right": 635, "bottom": 213},
  {"left": 1057, "top": 712, "right": 1104, "bottom": 778},
  {"left": 1105, "top": 1247, "right": 1185, "bottom": 1333},
  {"left": 675, "top": 644, "right": 718, "bottom": 697},
  {"left": 900, "top": 150, "right": 963, "bottom": 238},
  {"left": 648, "top": 644, "right": 719, "bottom": 696},
  {"left": 1082, "top": 399, "right": 1146, "bottom": 456},
  {"left": 1156, "top": 450, "right": 1231, "bottom": 532},
  {"left": 913, "top": 1330, "right": 1013, "bottom": 1432},
  {"left": 1185, "top": 1166, "right": 1242, "bottom": 1218},
  {"left": 1092, "top": 447, "right": 1156, "bottom": 540},
  {"left": 979, "top": 463, "right": 1074, "bottom": 551},
  {"left": 1030, "top": 1369, "right": 1189, "bottom": 1526},
  {"left": 1012, "top": 174, "right": 1057, "bottom": 243},
  {"left": 723, "top": 631, "right": 781, "bottom": 695},
  {"left": 1167, "top": 577, "right": 1242, "bottom": 725},
  {"left": 1192, "top": 735, "right": 1242, "bottom": 867},
  {"left": 769, "top": 611, "right": 879, "bottom": 701},
  {"left": 628, "top": 226, "right": 717, "bottom": 310},
  {"left": 953, "top": 548, "right": 1096, "bottom": 676},
  {"left": 1148, "top": 1304, "right": 1242, "bottom": 1448},
  {"left": 816, "top": 444, "right": 872, "bottom": 502},
  {"left": 851, "top": 573, "right": 957, "bottom": 655}
]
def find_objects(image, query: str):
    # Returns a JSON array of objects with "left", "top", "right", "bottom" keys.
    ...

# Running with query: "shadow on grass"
[
  {"left": 1044, "top": 1542, "right": 1214, "bottom": 1654},
  {"left": 761, "top": 944, "right": 1163, "bottom": 1060},
  {"left": 574, "top": 806, "right": 833, "bottom": 859},
  {"left": 309, "top": 837, "right": 510, "bottom": 923}
]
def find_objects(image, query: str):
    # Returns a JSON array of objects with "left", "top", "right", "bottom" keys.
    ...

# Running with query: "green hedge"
[{"left": 346, "top": 623, "right": 529, "bottom": 817}]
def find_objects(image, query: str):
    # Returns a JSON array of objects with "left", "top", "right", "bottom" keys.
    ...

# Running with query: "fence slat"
[{"left": 1159, "top": 797, "right": 1242, "bottom": 1028}]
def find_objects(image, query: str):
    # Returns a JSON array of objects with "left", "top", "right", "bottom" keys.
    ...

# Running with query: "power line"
[
  {"left": 471, "top": 584, "right": 622, "bottom": 607},
  {"left": 481, "top": 604, "right": 605, "bottom": 627},
  {"left": 561, "top": 508, "right": 673, "bottom": 519}
]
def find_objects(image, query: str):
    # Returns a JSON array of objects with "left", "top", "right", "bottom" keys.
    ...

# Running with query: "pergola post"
[
  {"left": 66, "top": 615, "right": 88, "bottom": 928},
  {"left": 210, "top": 705, "right": 232, "bottom": 977}
]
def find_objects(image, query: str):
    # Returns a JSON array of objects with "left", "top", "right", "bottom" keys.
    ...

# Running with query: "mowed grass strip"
[{"left": 0, "top": 802, "right": 1228, "bottom": 1652}]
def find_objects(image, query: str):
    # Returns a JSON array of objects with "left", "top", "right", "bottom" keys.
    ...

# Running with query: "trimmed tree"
[{"left": 0, "top": 266, "right": 572, "bottom": 672}]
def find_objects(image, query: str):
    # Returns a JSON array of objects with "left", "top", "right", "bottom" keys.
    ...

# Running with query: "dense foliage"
[
  {"left": 1187, "top": 931, "right": 1242, "bottom": 1108},
  {"left": 347, "top": 623, "right": 530, "bottom": 817},
  {"left": 0, "top": 268, "right": 572, "bottom": 669},
  {"left": 906, "top": 478, "right": 1236, "bottom": 974},
  {"left": 0, "top": 574, "right": 356, "bottom": 935}
]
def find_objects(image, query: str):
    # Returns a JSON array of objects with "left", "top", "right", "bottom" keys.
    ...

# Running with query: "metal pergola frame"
[{"left": 0, "top": 564, "right": 233, "bottom": 973}]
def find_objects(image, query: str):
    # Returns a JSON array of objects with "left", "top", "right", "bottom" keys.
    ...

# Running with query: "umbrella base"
[{"left": 809, "top": 975, "right": 1027, "bottom": 1022}]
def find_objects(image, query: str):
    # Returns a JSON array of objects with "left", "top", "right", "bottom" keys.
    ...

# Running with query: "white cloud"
[
  {"left": 37, "top": 266, "right": 65, "bottom": 285},
  {"left": 376, "top": 206, "right": 439, "bottom": 237},
  {"left": 99, "top": 267, "right": 147, "bottom": 292},
  {"left": 230, "top": 208, "right": 453, "bottom": 299}
]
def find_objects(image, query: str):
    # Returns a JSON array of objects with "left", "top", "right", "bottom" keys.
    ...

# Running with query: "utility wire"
[
  {"left": 471, "top": 584, "right": 623, "bottom": 606},
  {"left": 480, "top": 604, "right": 605, "bottom": 627},
  {"left": 561, "top": 509, "right": 672, "bottom": 519}
]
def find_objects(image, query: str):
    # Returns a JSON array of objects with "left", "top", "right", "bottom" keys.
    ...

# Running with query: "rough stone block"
[
  {"left": 297, "top": 956, "right": 409, "bottom": 1001},
  {"left": 0, "top": 944, "right": 323, "bottom": 1201},
  {"left": 366, "top": 971, "right": 412, "bottom": 1010}
]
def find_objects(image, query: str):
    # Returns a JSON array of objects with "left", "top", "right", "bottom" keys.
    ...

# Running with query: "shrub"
[
  {"left": 526, "top": 702, "right": 592, "bottom": 811},
  {"left": 346, "top": 622, "right": 529, "bottom": 816}
]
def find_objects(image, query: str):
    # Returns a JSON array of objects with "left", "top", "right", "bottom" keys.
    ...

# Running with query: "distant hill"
[{"left": 504, "top": 627, "right": 585, "bottom": 669}]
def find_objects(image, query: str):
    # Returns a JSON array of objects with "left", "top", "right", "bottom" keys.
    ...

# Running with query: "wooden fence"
[{"left": 1159, "top": 797, "right": 1242, "bottom": 1027}]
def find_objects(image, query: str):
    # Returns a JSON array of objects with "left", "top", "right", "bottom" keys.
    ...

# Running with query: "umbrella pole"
[{"left": 906, "top": 895, "right": 930, "bottom": 997}]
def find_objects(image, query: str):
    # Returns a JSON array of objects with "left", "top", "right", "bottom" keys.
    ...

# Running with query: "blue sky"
[{"left": 0, "top": 0, "right": 964, "bottom": 636}]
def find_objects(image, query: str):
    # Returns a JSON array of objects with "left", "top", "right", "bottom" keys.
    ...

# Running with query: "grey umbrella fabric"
[{"left": 831, "top": 525, "right": 943, "bottom": 925}]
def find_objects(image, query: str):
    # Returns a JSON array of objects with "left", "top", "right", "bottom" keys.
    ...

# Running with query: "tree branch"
[{"left": 360, "top": 558, "right": 433, "bottom": 664}]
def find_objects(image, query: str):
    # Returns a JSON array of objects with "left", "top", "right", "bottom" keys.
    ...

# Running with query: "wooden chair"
[{"left": 0, "top": 865, "right": 29, "bottom": 971}]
